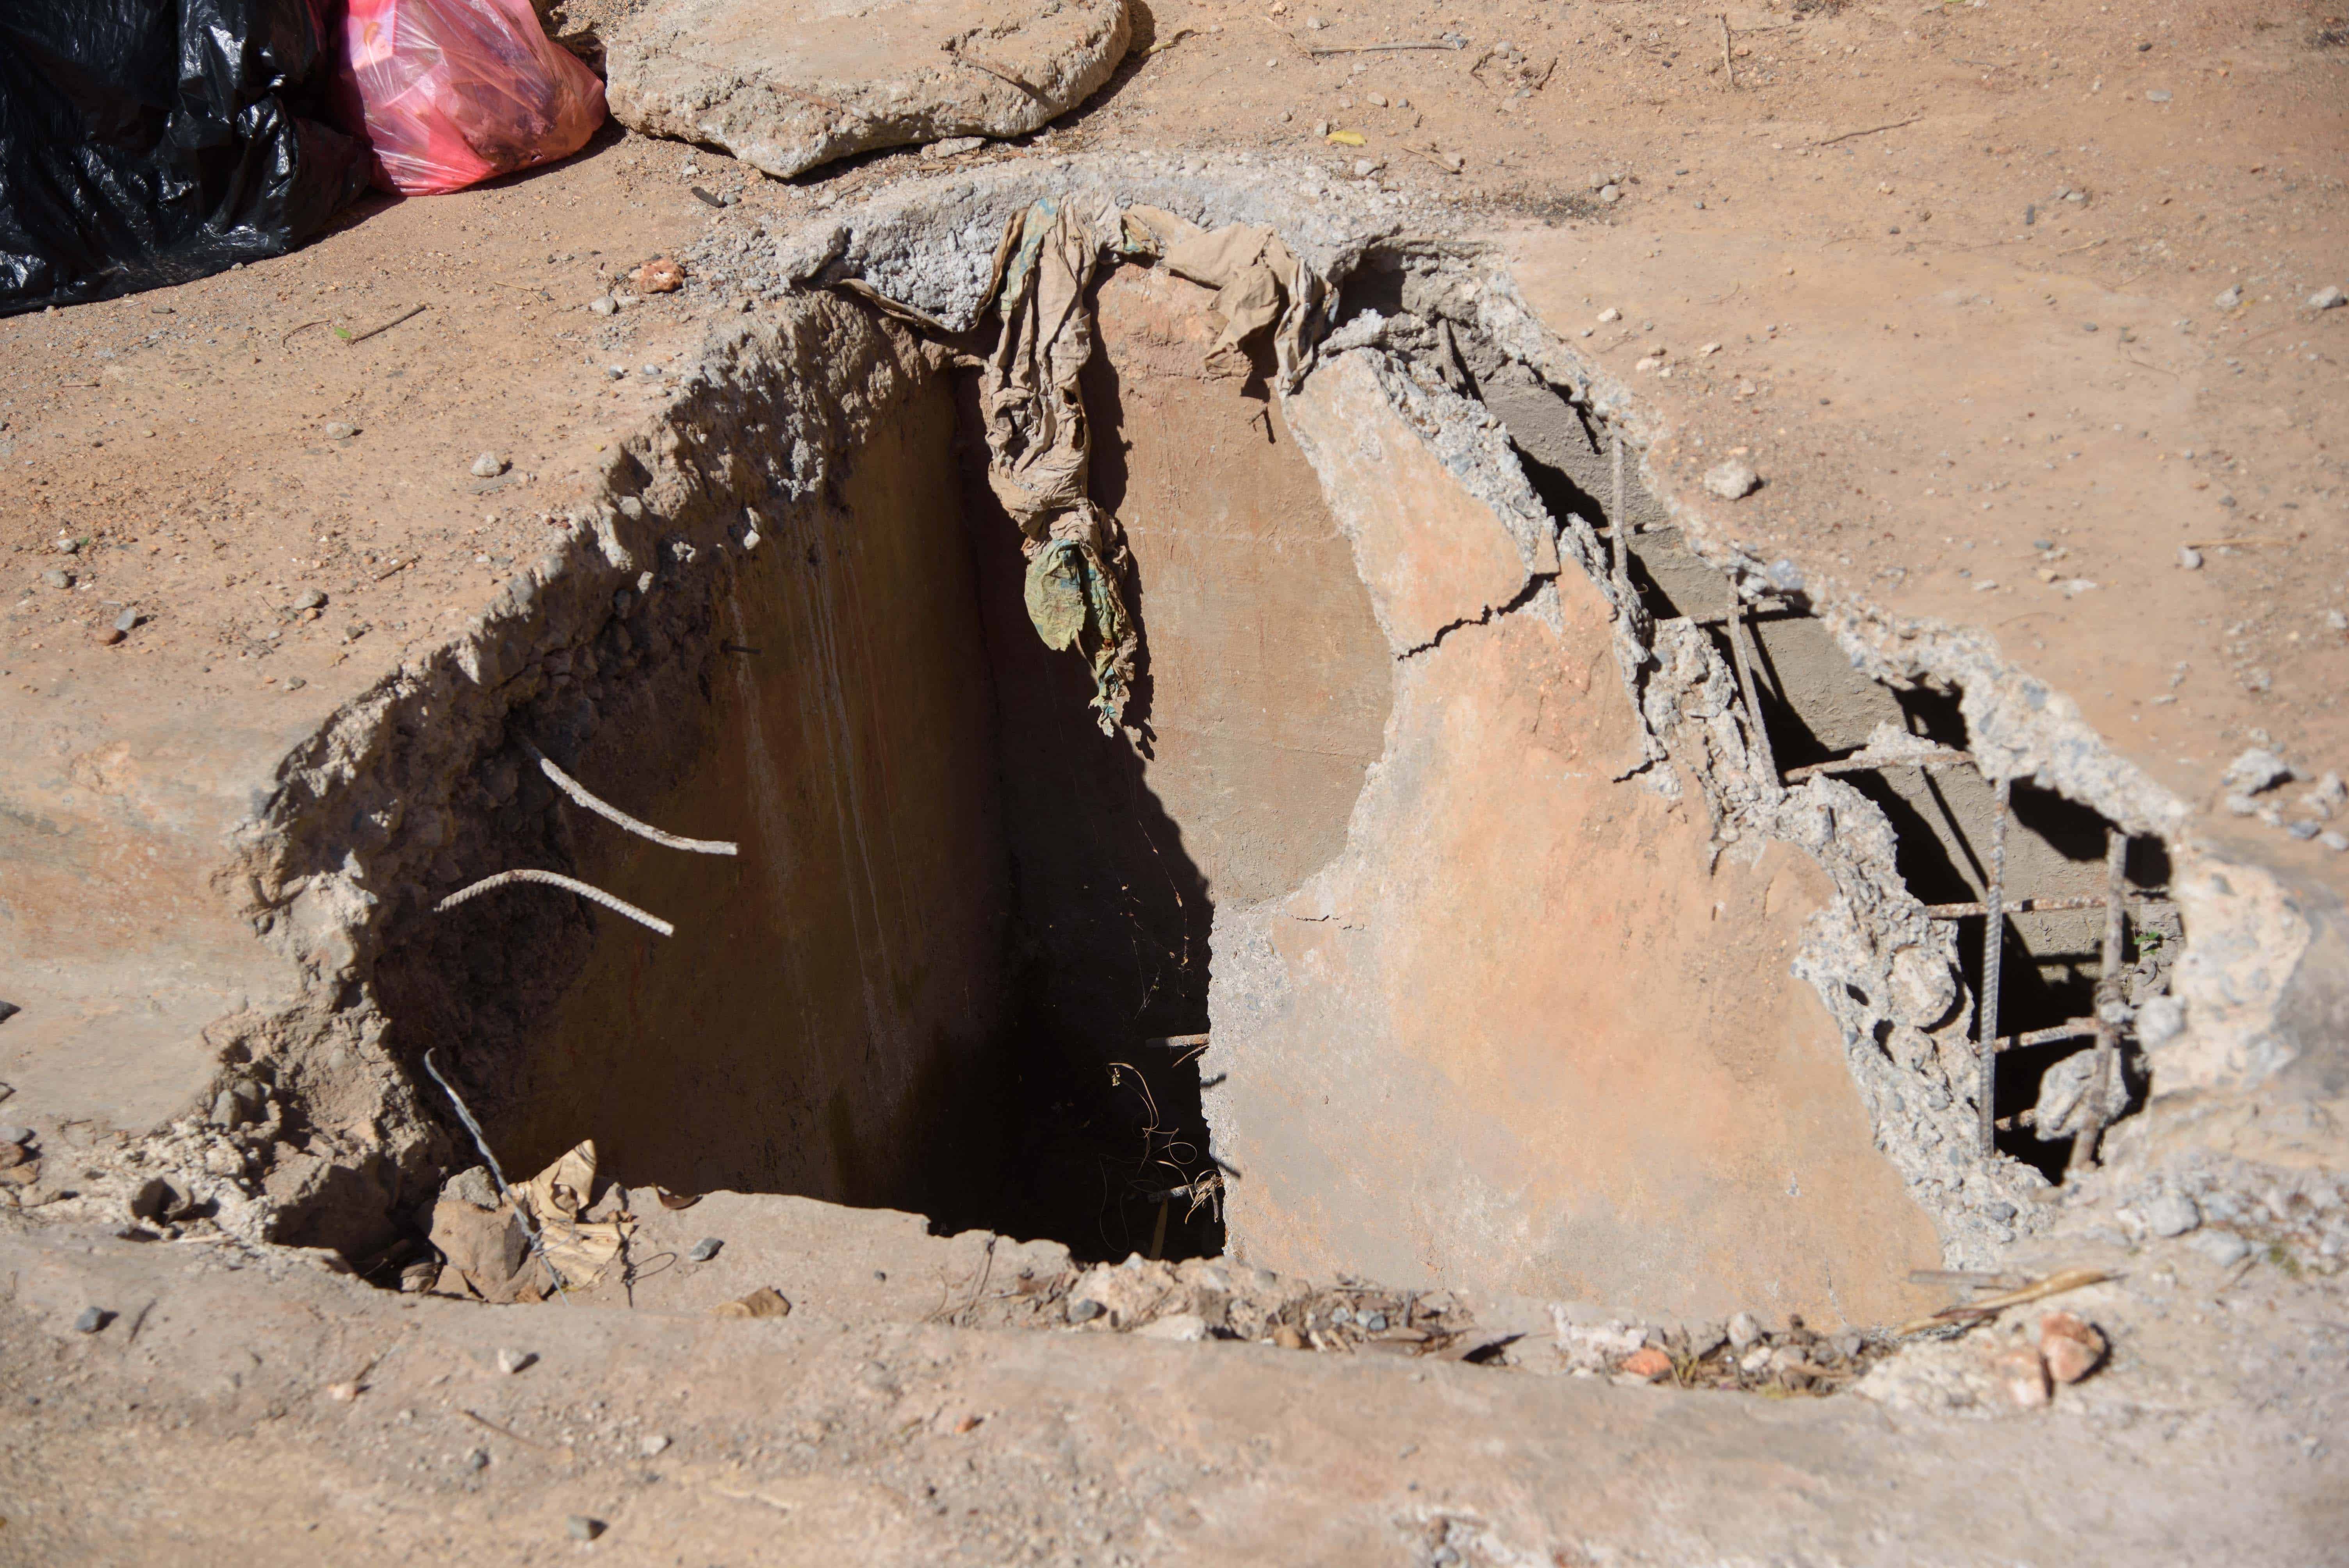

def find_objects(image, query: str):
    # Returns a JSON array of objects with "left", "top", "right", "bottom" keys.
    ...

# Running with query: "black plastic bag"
[{"left": 0, "top": 0, "right": 368, "bottom": 315}]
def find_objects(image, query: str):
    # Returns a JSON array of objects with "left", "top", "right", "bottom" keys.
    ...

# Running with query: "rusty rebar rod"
[
  {"left": 2068, "top": 830, "right": 2132, "bottom": 1172},
  {"left": 435, "top": 869, "right": 675, "bottom": 937},
  {"left": 1977, "top": 775, "right": 2010, "bottom": 1156},
  {"left": 1782, "top": 747, "right": 1974, "bottom": 782},
  {"left": 1725, "top": 583, "right": 1780, "bottom": 790},
  {"left": 1925, "top": 893, "right": 2173, "bottom": 919}
]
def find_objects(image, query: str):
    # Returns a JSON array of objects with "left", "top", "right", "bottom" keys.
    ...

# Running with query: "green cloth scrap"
[{"left": 1024, "top": 538, "right": 1134, "bottom": 733}]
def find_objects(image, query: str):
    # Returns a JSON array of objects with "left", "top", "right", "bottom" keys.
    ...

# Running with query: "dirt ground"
[{"left": 4, "top": 0, "right": 2347, "bottom": 1561}]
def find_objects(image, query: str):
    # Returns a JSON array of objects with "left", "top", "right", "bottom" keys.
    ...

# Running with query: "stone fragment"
[
  {"left": 41, "top": 568, "right": 71, "bottom": 589},
  {"left": 2144, "top": 1191, "right": 2201, "bottom": 1237},
  {"left": 1619, "top": 1346, "right": 1674, "bottom": 1381},
  {"left": 639, "top": 1433, "right": 672, "bottom": 1457},
  {"left": 687, "top": 1236, "right": 724, "bottom": 1262},
  {"left": 2214, "top": 283, "right": 2242, "bottom": 308},
  {"left": 0, "top": 1124, "right": 30, "bottom": 1145},
  {"left": 73, "top": 1306, "right": 109, "bottom": 1334},
  {"left": 1135, "top": 1311, "right": 1208, "bottom": 1342},
  {"left": 712, "top": 1286, "right": 792, "bottom": 1319},
  {"left": 606, "top": 0, "right": 1131, "bottom": 180},
  {"left": 1990, "top": 1341, "right": 2050, "bottom": 1408},
  {"left": 322, "top": 421, "right": 357, "bottom": 440},
  {"left": 2038, "top": 1311, "right": 2106, "bottom": 1384},
  {"left": 496, "top": 1347, "right": 537, "bottom": 1374},
  {"left": 1727, "top": 1311, "right": 1762, "bottom": 1351},
  {"left": 1069, "top": 1298, "right": 1105, "bottom": 1323},
  {"left": 2221, "top": 748, "right": 2294, "bottom": 796},
  {"left": 113, "top": 608, "right": 137, "bottom": 633},
  {"left": 1704, "top": 460, "right": 1760, "bottom": 500},
  {"left": 2178, "top": 545, "right": 2202, "bottom": 569},
  {"left": 590, "top": 296, "right": 618, "bottom": 316},
  {"left": 2190, "top": 1229, "right": 2250, "bottom": 1268},
  {"left": 470, "top": 453, "right": 507, "bottom": 479},
  {"left": 2310, "top": 285, "right": 2346, "bottom": 311},
  {"left": 294, "top": 589, "right": 326, "bottom": 610},
  {"left": 567, "top": 1516, "right": 604, "bottom": 1542}
]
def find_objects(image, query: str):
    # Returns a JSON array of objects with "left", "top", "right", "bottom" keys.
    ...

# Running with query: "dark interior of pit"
[{"left": 335, "top": 262, "right": 2172, "bottom": 1283}]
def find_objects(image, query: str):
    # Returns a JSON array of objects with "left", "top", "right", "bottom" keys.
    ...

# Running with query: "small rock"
[
  {"left": 1069, "top": 1298, "right": 1105, "bottom": 1323},
  {"left": 0, "top": 1124, "right": 32, "bottom": 1145},
  {"left": 1619, "top": 1346, "right": 1673, "bottom": 1381},
  {"left": 639, "top": 1433, "right": 672, "bottom": 1458},
  {"left": 294, "top": 589, "right": 326, "bottom": 611},
  {"left": 2221, "top": 748, "right": 2294, "bottom": 796},
  {"left": 41, "top": 568, "right": 72, "bottom": 590},
  {"left": 495, "top": 1347, "right": 537, "bottom": 1375},
  {"left": 1312, "top": 120, "right": 1330, "bottom": 137},
  {"left": 73, "top": 1306, "right": 110, "bottom": 1334},
  {"left": 2312, "top": 285, "right": 2348, "bottom": 312},
  {"left": 322, "top": 421, "right": 357, "bottom": 440},
  {"left": 687, "top": 1237, "right": 723, "bottom": 1262},
  {"left": 463, "top": 1447, "right": 490, "bottom": 1471},
  {"left": 1360, "top": 1311, "right": 1388, "bottom": 1332},
  {"left": 919, "top": 135, "right": 987, "bottom": 160},
  {"left": 2215, "top": 284, "right": 2243, "bottom": 309},
  {"left": 96, "top": 626, "right": 125, "bottom": 647},
  {"left": 1352, "top": 159, "right": 1377, "bottom": 178},
  {"left": 2178, "top": 545, "right": 2203, "bottom": 570},
  {"left": 114, "top": 608, "right": 137, "bottom": 633},
  {"left": 471, "top": 453, "right": 506, "bottom": 479},
  {"left": 1727, "top": 1311, "right": 1762, "bottom": 1351},
  {"left": 1597, "top": 184, "right": 1621, "bottom": 204},
  {"left": 2038, "top": 1311, "right": 2106, "bottom": 1384},
  {"left": 2144, "top": 1191, "right": 2201, "bottom": 1237},
  {"left": 1365, "top": 91, "right": 1387, "bottom": 107},
  {"left": 1991, "top": 1342, "right": 2051, "bottom": 1408},
  {"left": 567, "top": 1516, "right": 604, "bottom": 1542},
  {"left": 283, "top": 676, "right": 306, "bottom": 691},
  {"left": 1135, "top": 1311, "right": 1207, "bottom": 1342},
  {"left": 589, "top": 296, "right": 618, "bottom": 316},
  {"left": 2190, "top": 1229, "right": 2251, "bottom": 1268},
  {"left": 2288, "top": 820, "right": 2321, "bottom": 841},
  {"left": 1597, "top": 306, "right": 1621, "bottom": 323},
  {"left": 2324, "top": 831, "right": 2349, "bottom": 852},
  {"left": 1704, "top": 461, "right": 1760, "bottom": 500},
  {"left": 327, "top": 1380, "right": 362, "bottom": 1402},
  {"left": 2145, "top": 87, "right": 2172, "bottom": 102}
]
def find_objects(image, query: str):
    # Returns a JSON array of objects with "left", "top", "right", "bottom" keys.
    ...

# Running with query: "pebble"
[
  {"left": 114, "top": 608, "right": 137, "bottom": 633},
  {"left": 73, "top": 1306, "right": 108, "bottom": 1334},
  {"left": 2221, "top": 747, "right": 2294, "bottom": 796},
  {"left": 2288, "top": 820, "right": 2320, "bottom": 841},
  {"left": 1312, "top": 120, "right": 1330, "bottom": 137},
  {"left": 495, "top": 1347, "right": 537, "bottom": 1375},
  {"left": 41, "top": 569, "right": 71, "bottom": 590},
  {"left": 0, "top": 1125, "right": 31, "bottom": 1145},
  {"left": 2215, "top": 284, "right": 2243, "bottom": 309},
  {"left": 1598, "top": 184, "right": 1621, "bottom": 204},
  {"left": 2322, "top": 831, "right": 2349, "bottom": 852},
  {"left": 2312, "top": 285, "right": 2347, "bottom": 312},
  {"left": 589, "top": 296, "right": 618, "bottom": 316},
  {"left": 1068, "top": 1298, "right": 1105, "bottom": 1323},
  {"left": 1596, "top": 306, "right": 1620, "bottom": 323},
  {"left": 639, "top": 1433, "right": 672, "bottom": 1458},
  {"left": 2144, "top": 87, "right": 2172, "bottom": 102},
  {"left": 2177, "top": 545, "right": 2203, "bottom": 570},
  {"left": 1361, "top": 1311, "right": 1388, "bottom": 1332},
  {"left": 567, "top": 1516, "right": 604, "bottom": 1542},
  {"left": 1704, "top": 460, "right": 1760, "bottom": 500},
  {"left": 1726, "top": 1310, "right": 1762, "bottom": 1351},
  {"left": 294, "top": 589, "right": 326, "bottom": 610},
  {"left": 1365, "top": 92, "right": 1387, "bottom": 107},
  {"left": 2144, "top": 1192, "right": 2201, "bottom": 1237},
  {"left": 2190, "top": 1229, "right": 2251, "bottom": 1267},
  {"left": 2038, "top": 1312, "right": 2106, "bottom": 1385},
  {"left": 463, "top": 1447, "right": 490, "bottom": 1471},
  {"left": 471, "top": 453, "right": 506, "bottom": 478},
  {"left": 687, "top": 1237, "right": 723, "bottom": 1262}
]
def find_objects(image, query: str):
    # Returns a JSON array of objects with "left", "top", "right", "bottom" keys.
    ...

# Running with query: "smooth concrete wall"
[
  {"left": 510, "top": 363, "right": 1011, "bottom": 1206},
  {"left": 1208, "top": 350, "right": 1944, "bottom": 1327}
]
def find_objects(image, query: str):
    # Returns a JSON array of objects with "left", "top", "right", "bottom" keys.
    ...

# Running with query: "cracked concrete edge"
[
  {"left": 32, "top": 296, "right": 937, "bottom": 1247},
  {"left": 1463, "top": 260, "right": 2338, "bottom": 1152}
]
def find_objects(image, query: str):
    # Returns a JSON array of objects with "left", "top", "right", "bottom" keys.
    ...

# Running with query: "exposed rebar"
[
  {"left": 1925, "top": 892, "right": 2173, "bottom": 919},
  {"left": 1977, "top": 775, "right": 2011, "bottom": 1157},
  {"left": 435, "top": 869, "right": 676, "bottom": 937},
  {"left": 1725, "top": 583, "right": 1781, "bottom": 791},
  {"left": 2068, "top": 829, "right": 2132, "bottom": 1172},
  {"left": 529, "top": 748, "right": 738, "bottom": 857}
]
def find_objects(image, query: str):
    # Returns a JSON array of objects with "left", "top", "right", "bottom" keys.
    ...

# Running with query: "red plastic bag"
[{"left": 333, "top": 0, "right": 606, "bottom": 194}]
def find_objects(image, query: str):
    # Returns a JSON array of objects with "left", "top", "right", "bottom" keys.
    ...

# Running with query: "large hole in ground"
[{"left": 342, "top": 228, "right": 2173, "bottom": 1314}]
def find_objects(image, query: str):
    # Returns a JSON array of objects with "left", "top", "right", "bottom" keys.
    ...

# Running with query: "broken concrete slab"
[{"left": 605, "top": 0, "right": 1131, "bottom": 180}]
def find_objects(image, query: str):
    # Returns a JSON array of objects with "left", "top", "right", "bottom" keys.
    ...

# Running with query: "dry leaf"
[
  {"left": 655, "top": 1188, "right": 702, "bottom": 1210},
  {"left": 1325, "top": 130, "right": 1366, "bottom": 146},
  {"left": 713, "top": 1286, "right": 793, "bottom": 1320}
]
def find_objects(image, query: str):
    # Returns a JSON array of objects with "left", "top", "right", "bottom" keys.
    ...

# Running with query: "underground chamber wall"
[
  {"left": 364, "top": 272, "right": 1390, "bottom": 1267},
  {"left": 338, "top": 230, "right": 2172, "bottom": 1311}
]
